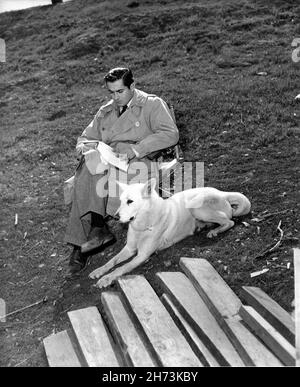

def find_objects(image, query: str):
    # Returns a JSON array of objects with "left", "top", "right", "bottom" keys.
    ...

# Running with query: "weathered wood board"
[
  {"left": 68, "top": 306, "right": 120, "bottom": 367},
  {"left": 101, "top": 291, "right": 157, "bottom": 367},
  {"left": 161, "top": 293, "right": 220, "bottom": 367},
  {"left": 224, "top": 318, "right": 283, "bottom": 367},
  {"left": 180, "top": 258, "right": 242, "bottom": 322},
  {"left": 178, "top": 259, "right": 286, "bottom": 366},
  {"left": 156, "top": 271, "right": 244, "bottom": 367},
  {"left": 117, "top": 275, "right": 203, "bottom": 367},
  {"left": 43, "top": 330, "right": 82, "bottom": 367},
  {"left": 0, "top": 298, "right": 6, "bottom": 322},
  {"left": 241, "top": 286, "right": 295, "bottom": 345},
  {"left": 42, "top": 256, "right": 295, "bottom": 368},
  {"left": 239, "top": 305, "right": 295, "bottom": 366},
  {"left": 293, "top": 248, "right": 300, "bottom": 367}
]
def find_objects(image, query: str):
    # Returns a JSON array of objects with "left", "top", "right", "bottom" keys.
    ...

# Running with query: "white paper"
[{"left": 97, "top": 141, "right": 129, "bottom": 172}]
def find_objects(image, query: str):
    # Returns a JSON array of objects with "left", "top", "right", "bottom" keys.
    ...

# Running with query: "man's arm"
[
  {"left": 76, "top": 110, "right": 103, "bottom": 154},
  {"left": 132, "top": 97, "right": 179, "bottom": 159}
]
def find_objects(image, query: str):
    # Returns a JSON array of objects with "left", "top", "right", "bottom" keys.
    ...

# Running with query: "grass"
[{"left": 0, "top": 0, "right": 299, "bottom": 367}]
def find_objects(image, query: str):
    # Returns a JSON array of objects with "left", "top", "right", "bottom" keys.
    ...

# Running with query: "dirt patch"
[{"left": 0, "top": 0, "right": 299, "bottom": 367}]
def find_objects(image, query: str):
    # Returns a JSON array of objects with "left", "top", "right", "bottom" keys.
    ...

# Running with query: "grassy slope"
[{"left": 0, "top": 0, "right": 299, "bottom": 366}]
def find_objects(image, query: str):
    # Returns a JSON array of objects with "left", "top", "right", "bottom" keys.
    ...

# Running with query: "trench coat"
[{"left": 64, "top": 88, "right": 179, "bottom": 246}]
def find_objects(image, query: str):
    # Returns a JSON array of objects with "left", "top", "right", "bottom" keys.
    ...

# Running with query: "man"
[{"left": 64, "top": 67, "right": 179, "bottom": 276}]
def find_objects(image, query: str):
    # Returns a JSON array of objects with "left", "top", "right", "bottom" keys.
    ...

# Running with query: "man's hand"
[
  {"left": 76, "top": 141, "right": 98, "bottom": 156},
  {"left": 115, "top": 143, "right": 136, "bottom": 161}
]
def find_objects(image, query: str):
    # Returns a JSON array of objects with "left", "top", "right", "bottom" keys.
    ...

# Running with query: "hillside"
[{"left": 0, "top": 0, "right": 299, "bottom": 367}]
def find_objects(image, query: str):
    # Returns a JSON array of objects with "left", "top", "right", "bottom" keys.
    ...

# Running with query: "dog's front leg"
[
  {"left": 207, "top": 217, "right": 235, "bottom": 237},
  {"left": 94, "top": 249, "right": 152, "bottom": 289},
  {"left": 89, "top": 245, "right": 136, "bottom": 280}
]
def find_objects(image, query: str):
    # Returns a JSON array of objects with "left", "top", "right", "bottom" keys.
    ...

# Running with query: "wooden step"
[
  {"left": 180, "top": 258, "right": 242, "bottom": 322},
  {"left": 68, "top": 306, "right": 120, "bottom": 367},
  {"left": 239, "top": 305, "right": 295, "bottom": 366},
  {"left": 43, "top": 330, "right": 82, "bottom": 367},
  {"left": 156, "top": 271, "right": 244, "bottom": 367},
  {"left": 117, "top": 275, "right": 203, "bottom": 367},
  {"left": 0, "top": 298, "right": 6, "bottom": 322},
  {"left": 101, "top": 291, "right": 157, "bottom": 367},
  {"left": 294, "top": 248, "right": 300, "bottom": 367},
  {"left": 223, "top": 318, "right": 284, "bottom": 367},
  {"left": 241, "top": 286, "right": 295, "bottom": 345},
  {"left": 161, "top": 293, "right": 220, "bottom": 367},
  {"left": 179, "top": 259, "right": 286, "bottom": 366}
]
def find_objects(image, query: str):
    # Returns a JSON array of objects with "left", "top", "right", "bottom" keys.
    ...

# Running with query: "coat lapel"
[{"left": 109, "top": 89, "right": 146, "bottom": 142}]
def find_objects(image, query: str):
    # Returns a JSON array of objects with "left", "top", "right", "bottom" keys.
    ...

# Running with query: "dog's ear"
[
  {"left": 116, "top": 181, "right": 128, "bottom": 193},
  {"left": 185, "top": 194, "right": 204, "bottom": 209},
  {"left": 142, "top": 178, "right": 156, "bottom": 197}
]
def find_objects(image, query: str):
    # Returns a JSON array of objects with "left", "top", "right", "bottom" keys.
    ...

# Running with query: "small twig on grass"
[
  {"left": 271, "top": 279, "right": 291, "bottom": 286},
  {"left": 254, "top": 220, "right": 284, "bottom": 260},
  {"left": 269, "top": 220, "right": 284, "bottom": 252},
  {"left": 240, "top": 113, "right": 244, "bottom": 124},
  {"left": 59, "top": 304, "right": 74, "bottom": 315},
  {"left": 251, "top": 209, "right": 291, "bottom": 223},
  {"left": 0, "top": 296, "right": 48, "bottom": 320},
  {"left": 14, "top": 347, "right": 41, "bottom": 367}
]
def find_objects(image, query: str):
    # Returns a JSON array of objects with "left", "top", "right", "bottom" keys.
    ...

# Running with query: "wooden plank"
[
  {"left": 101, "top": 291, "right": 157, "bottom": 367},
  {"left": 294, "top": 248, "right": 300, "bottom": 367},
  {"left": 224, "top": 318, "right": 283, "bottom": 367},
  {"left": 241, "top": 286, "right": 295, "bottom": 345},
  {"left": 159, "top": 272, "right": 282, "bottom": 367},
  {"left": 239, "top": 305, "right": 295, "bottom": 366},
  {"left": 0, "top": 299, "right": 6, "bottom": 322},
  {"left": 163, "top": 266, "right": 282, "bottom": 366},
  {"left": 180, "top": 258, "right": 242, "bottom": 322},
  {"left": 161, "top": 293, "right": 220, "bottom": 367},
  {"left": 68, "top": 306, "right": 120, "bottom": 367},
  {"left": 156, "top": 271, "right": 244, "bottom": 367},
  {"left": 117, "top": 275, "right": 203, "bottom": 367},
  {"left": 43, "top": 330, "right": 82, "bottom": 367}
]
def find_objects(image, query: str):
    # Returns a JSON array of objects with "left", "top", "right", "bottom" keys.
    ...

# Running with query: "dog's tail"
[{"left": 225, "top": 192, "right": 251, "bottom": 217}]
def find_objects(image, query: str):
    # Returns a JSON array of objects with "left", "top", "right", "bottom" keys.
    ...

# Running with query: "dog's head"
[{"left": 116, "top": 178, "right": 157, "bottom": 223}]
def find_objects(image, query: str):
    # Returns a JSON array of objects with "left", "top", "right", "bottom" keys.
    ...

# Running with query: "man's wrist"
[{"left": 131, "top": 146, "right": 140, "bottom": 159}]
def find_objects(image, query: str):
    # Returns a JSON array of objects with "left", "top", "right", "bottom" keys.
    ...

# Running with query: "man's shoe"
[
  {"left": 66, "top": 247, "right": 90, "bottom": 277},
  {"left": 81, "top": 225, "right": 116, "bottom": 254}
]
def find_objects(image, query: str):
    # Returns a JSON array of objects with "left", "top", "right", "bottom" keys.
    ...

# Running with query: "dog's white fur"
[{"left": 89, "top": 179, "right": 251, "bottom": 288}]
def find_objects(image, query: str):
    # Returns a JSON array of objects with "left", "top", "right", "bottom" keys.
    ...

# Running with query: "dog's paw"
[
  {"left": 89, "top": 267, "right": 106, "bottom": 279},
  {"left": 93, "top": 274, "right": 114, "bottom": 289},
  {"left": 207, "top": 230, "right": 218, "bottom": 238}
]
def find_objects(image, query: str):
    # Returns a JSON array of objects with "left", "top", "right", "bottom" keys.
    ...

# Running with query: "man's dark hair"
[{"left": 104, "top": 67, "right": 134, "bottom": 88}]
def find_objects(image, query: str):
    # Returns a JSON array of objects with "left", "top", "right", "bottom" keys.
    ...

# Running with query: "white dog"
[{"left": 89, "top": 179, "right": 251, "bottom": 288}]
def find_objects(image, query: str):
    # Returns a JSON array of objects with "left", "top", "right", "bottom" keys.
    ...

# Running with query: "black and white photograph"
[{"left": 0, "top": 0, "right": 299, "bottom": 369}]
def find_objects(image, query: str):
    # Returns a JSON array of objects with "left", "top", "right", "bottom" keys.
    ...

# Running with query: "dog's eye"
[{"left": 127, "top": 199, "right": 133, "bottom": 205}]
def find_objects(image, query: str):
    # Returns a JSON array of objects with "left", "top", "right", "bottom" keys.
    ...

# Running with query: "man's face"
[{"left": 106, "top": 79, "right": 134, "bottom": 107}]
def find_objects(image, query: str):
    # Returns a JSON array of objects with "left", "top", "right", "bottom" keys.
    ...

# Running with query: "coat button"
[{"left": 135, "top": 121, "right": 140, "bottom": 127}]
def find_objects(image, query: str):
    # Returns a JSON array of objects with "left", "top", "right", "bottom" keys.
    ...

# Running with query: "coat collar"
[
  {"left": 131, "top": 88, "right": 149, "bottom": 107},
  {"left": 100, "top": 88, "right": 149, "bottom": 114}
]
